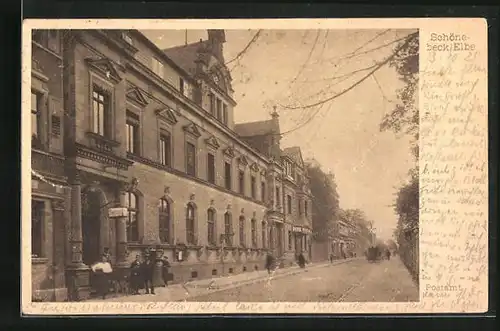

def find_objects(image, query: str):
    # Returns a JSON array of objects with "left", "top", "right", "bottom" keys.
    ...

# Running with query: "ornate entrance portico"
[{"left": 65, "top": 169, "right": 136, "bottom": 301}]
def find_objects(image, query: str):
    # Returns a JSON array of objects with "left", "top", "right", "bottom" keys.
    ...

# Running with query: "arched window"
[
  {"left": 186, "top": 203, "right": 196, "bottom": 244},
  {"left": 159, "top": 198, "right": 171, "bottom": 243},
  {"left": 261, "top": 221, "right": 266, "bottom": 248},
  {"left": 125, "top": 192, "right": 139, "bottom": 242},
  {"left": 207, "top": 209, "right": 216, "bottom": 245},
  {"left": 239, "top": 216, "right": 245, "bottom": 246},
  {"left": 251, "top": 219, "right": 257, "bottom": 248},
  {"left": 224, "top": 212, "right": 232, "bottom": 246}
]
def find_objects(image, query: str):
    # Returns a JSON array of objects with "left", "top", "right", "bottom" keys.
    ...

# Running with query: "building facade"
[
  {"left": 30, "top": 29, "right": 68, "bottom": 302},
  {"left": 29, "top": 29, "right": 314, "bottom": 301}
]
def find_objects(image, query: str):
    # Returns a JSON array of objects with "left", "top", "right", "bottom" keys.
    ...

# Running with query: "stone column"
[
  {"left": 115, "top": 190, "right": 129, "bottom": 269},
  {"left": 68, "top": 177, "right": 85, "bottom": 269},
  {"left": 66, "top": 173, "right": 90, "bottom": 301}
]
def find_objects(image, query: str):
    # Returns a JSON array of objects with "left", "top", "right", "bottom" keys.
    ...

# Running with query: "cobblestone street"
[
  {"left": 91, "top": 257, "right": 418, "bottom": 302},
  {"left": 187, "top": 257, "right": 418, "bottom": 302}
]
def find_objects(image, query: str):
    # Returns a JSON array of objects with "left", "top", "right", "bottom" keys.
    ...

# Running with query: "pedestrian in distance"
[
  {"left": 386, "top": 250, "right": 391, "bottom": 260},
  {"left": 298, "top": 252, "right": 306, "bottom": 268},
  {"left": 129, "top": 255, "right": 142, "bottom": 294},
  {"left": 329, "top": 253, "right": 334, "bottom": 264},
  {"left": 141, "top": 254, "right": 155, "bottom": 294},
  {"left": 161, "top": 256, "right": 172, "bottom": 287},
  {"left": 265, "top": 252, "right": 274, "bottom": 274}
]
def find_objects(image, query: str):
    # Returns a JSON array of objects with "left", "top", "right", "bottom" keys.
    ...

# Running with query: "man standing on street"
[{"left": 141, "top": 254, "right": 155, "bottom": 295}]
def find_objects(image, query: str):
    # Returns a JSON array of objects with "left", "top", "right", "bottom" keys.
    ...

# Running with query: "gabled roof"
[
  {"left": 234, "top": 119, "right": 280, "bottom": 137},
  {"left": 162, "top": 40, "right": 210, "bottom": 76},
  {"left": 282, "top": 146, "right": 304, "bottom": 167}
]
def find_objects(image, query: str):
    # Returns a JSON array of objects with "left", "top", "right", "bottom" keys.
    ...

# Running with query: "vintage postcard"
[{"left": 21, "top": 18, "right": 488, "bottom": 315}]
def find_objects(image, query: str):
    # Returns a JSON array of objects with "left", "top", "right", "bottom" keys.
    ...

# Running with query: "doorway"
[{"left": 81, "top": 189, "right": 102, "bottom": 266}]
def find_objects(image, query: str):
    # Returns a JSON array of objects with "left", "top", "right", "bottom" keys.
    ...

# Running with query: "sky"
[{"left": 142, "top": 29, "right": 417, "bottom": 241}]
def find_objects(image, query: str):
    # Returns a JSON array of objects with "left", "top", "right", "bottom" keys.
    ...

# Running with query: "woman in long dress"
[{"left": 91, "top": 254, "right": 113, "bottom": 299}]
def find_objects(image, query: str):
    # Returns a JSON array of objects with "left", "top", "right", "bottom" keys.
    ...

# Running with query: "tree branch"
[{"left": 280, "top": 32, "right": 417, "bottom": 111}]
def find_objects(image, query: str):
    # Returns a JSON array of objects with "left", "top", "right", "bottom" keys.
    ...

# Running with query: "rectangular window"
[
  {"left": 151, "top": 57, "right": 164, "bottom": 78},
  {"left": 298, "top": 199, "right": 303, "bottom": 216},
  {"left": 207, "top": 153, "right": 216, "bottom": 184},
  {"left": 224, "top": 213, "right": 232, "bottom": 246},
  {"left": 159, "top": 132, "right": 172, "bottom": 167},
  {"left": 305, "top": 201, "right": 308, "bottom": 217},
  {"left": 31, "top": 200, "right": 44, "bottom": 258},
  {"left": 287, "top": 195, "right": 292, "bottom": 214},
  {"left": 251, "top": 219, "right": 257, "bottom": 247},
  {"left": 216, "top": 99, "right": 222, "bottom": 120},
  {"left": 31, "top": 91, "right": 41, "bottom": 146},
  {"left": 207, "top": 209, "right": 216, "bottom": 245},
  {"left": 275, "top": 187, "right": 280, "bottom": 207},
  {"left": 238, "top": 170, "right": 245, "bottom": 195},
  {"left": 159, "top": 198, "right": 170, "bottom": 243},
  {"left": 288, "top": 231, "right": 292, "bottom": 250},
  {"left": 126, "top": 111, "right": 139, "bottom": 154},
  {"left": 261, "top": 182, "right": 266, "bottom": 202},
  {"left": 224, "top": 162, "right": 232, "bottom": 190},
  {"left": 239, "top": 217, "right": 245, "bottom": 246},
  {"left": 126, "top": 192, "right": 139, "bottom": 242},
  {"left": 186, "top": 142, "right": 196, "bottom": 177},
  {"left": 222, "top": 104, "right": 228, "bottom": 125},
  {"left": 92, "top": 86, "right": 109, "bottom": 137},
  {"left": 209, "top": 93, "right": 216, "bottom": 116},
  {"left": 250, "top": 176, "right": 256, "bottom": 199}
]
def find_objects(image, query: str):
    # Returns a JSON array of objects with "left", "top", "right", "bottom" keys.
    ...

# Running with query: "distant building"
[
  {"left": 235, "top": 112, "right": 313, "bottom": 266},
  {"left": 29, "top": 29, "right": 313, "bottom": 301}
]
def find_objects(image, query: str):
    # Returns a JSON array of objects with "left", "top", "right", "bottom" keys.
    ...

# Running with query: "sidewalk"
[{"left": 89, "top": 258, "right": 359, "bottom": 302}]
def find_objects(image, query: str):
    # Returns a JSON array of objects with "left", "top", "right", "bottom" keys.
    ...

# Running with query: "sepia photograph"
[
  {"left": 22, "top": 18, "right": 488, "bottom": 315},
  {"left": 29, "top": 27, "right": 419, "bottom": 303}
]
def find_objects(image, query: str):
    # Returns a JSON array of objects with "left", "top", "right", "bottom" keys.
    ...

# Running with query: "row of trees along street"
[
  {"left": 227, "top": 29, "right": 419, "bottom": 279},
  {"left": 306, "top": 160, "right": 375, "bottom": 253},
  {"left": 301, "top": 32, "right": 419, "bottom": 280}
]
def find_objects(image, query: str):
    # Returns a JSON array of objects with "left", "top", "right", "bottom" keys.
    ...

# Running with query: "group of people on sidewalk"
[
  {"left": 265, "top": 252, "right": 307, "bottom": 274},
  {"left": 90, "top": 249, "right": 172, "bottom": 299}
]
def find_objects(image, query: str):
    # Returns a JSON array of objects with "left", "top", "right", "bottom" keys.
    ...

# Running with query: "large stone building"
[{"left": 29, "top": 28, "right": 313, "bottom": 301}]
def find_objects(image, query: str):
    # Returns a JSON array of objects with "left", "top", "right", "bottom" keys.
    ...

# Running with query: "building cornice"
[{"left": 127, "top": 153, "right": 267, "bottom": 208}]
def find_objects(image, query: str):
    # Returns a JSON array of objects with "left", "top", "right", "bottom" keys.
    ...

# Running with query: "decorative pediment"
[
  {"left": 250, "top": 162, "right": 259, "bottom": 173},
  {"left": 238, "top": 155, "right": 249, "bottom": 167},
  {"left": 183, "top": 122, "right": 201, "bottom": 138},
  {"left": 85, "top": 57, "right": 122, "bottom": 83},
  {"left": 155, "top": 107, "right": 178, "bottom": 125},
  {"left": 126, "top": 86, "right": 149, "bottom": 107},
  {"left": 223, "top": 146, "right": 235, "bottom": 159},
  {"left": 205, "top": 135, "right": 220, "bottom": 149}
]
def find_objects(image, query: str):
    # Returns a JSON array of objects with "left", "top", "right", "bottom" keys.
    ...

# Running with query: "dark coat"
[
  {"left": 298, "top": 254, "right": 306, "bottom": 266},
  {"left": 141, "top": 259, "right": 154, "bottom": 280},
  {"left": 265, "top": 254, "right": 274, "bottom": 269},
  {"left": 130, "top": 260, "right": 142, "bottom": 289}
]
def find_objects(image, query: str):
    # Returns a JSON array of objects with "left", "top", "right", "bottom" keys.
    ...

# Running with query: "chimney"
[{"left": 207, "top": 29, "right": 226, "bottom": 62}]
